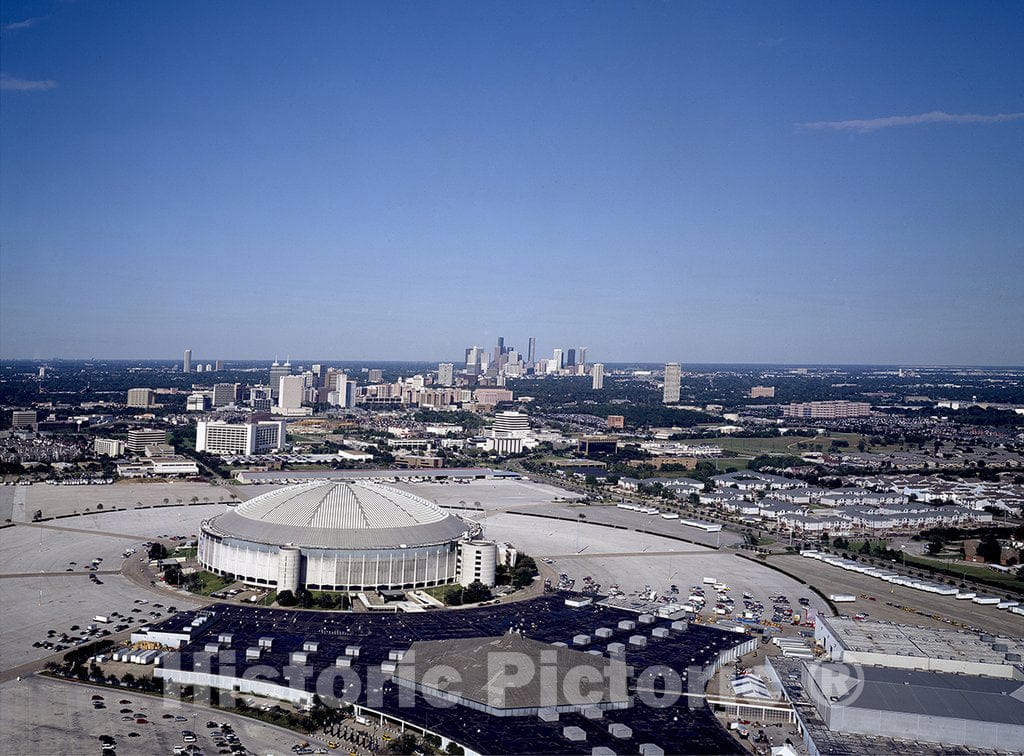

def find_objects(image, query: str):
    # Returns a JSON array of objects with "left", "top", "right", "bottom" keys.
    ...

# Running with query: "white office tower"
[
  {"left": 196, "top": 363, "right": 204, "bottom": 373},
  {"left": 196, "top": 420, "right": 288, "bottom": 455},
  {"left": 545, "top": 358, "right": 559, "bottom": 374},
  {"left": 592, "top": 363, "right": 605, "bottom": 390},
  {"left": 552, "top": 348, "right": 563, "bottom": 369},
  {"left": 492, "top": 411, "right": 530, "bottom": 436},
  {"left": 183, "top": 349, "right": 192, "bottom": 373},
  {"left": 186, "top": 393, "right": 209, "bottom": 412},
  {"left": 483, "top": 410, "right": 533, "bottom": 455},
  {"left": 278, "top": 375, "right": 305, "bottom": 410},
  {"left": 577, "top": 346, "right": 587, "bottom": 370},
  {"left": 438, "top": 362, "right": 455, "bottom": 387},
  {"left": 328, "top": 380, "right": 356, "bottom": 408},
  {"left": 663, "top": 362, "right": 681, "bottom": 403}
]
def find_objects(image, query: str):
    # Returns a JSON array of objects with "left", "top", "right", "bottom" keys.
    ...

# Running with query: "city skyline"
[{"left": 2, "top": 2, "right": 1022, "bottom": 364}]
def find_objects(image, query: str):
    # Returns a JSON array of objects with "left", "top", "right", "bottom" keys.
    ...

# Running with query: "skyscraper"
[
  {"left": 269, "top": 360, "right": 292, "bottom": 398},
  {"left": 663, "top": 362, "right": 681, "bottom": 404},
  {"left": 591, "top": 363, "right": 604, "bottom": 390},
  {"left": 438, "top": 363, "right": 455, "bottom": 387},
  {"left": 577, "top": 347, "right": 587, "bottom": 369},
  {"left": 566, "top": 348, "right": 576, "bottom": 368},
  {"left": 527, "top": 337, "right": 536, "bottom": 368},
  {"left": 183, "top": 348, "right": 192, "bottom": 373},
  {"left": 278, "top": 375, "right": 305, "bottom": 410},
  {"left": 552, "top": 348, "right": 563, "bottom": 369}
]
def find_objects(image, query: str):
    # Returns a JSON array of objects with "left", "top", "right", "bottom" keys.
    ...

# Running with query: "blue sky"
[{"left": 1, "top": 1, "right": 1022, "bottom": 364}]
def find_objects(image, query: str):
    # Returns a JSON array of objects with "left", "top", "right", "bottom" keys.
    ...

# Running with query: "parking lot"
[
  {"left": 395, "top": 477, "right": 584, "bottom": 509},
  {"left": 0, "top": 510, "right": 212, "bottom": 675},
  {"left": 16, "top": 481, "right": 239, "bottom": 521},
  {"left": 395, "top": 478, "right": 741, "bottom": 550},
  {"left": 0, "top": 573, "right": 199, "bottom": 672},
  {"left": 0, "top": 674, "right": 326, "bottom": 756},
  {"left": 773, "top": 555, "right": 1024, "bottom": 637}
]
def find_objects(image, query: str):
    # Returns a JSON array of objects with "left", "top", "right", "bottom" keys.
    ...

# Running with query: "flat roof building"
[
  {"left": 127, "top": 388, "right": 156, "bottom": 407},
  {"left": 782, "top": 400, "right": 870, "bottom": 419},
  {"left": 663, "top": 363, "right": 681, "bottom": 404},
  {"left": 126, "top": 428, "right": 167, "bottom": 454},
  {"left": 393, "top": 634, "right": 629, "bottom": 716},
  {"left": 196, "top": 419, "right": 287, "bottom": 455}
]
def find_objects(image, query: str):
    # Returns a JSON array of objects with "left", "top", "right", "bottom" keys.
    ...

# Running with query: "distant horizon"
[{"left": 3, "top": 356, "right": 1023, "bottom": 370}]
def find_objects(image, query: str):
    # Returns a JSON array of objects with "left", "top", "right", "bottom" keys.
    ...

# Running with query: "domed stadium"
[{"left": 198, "top": 480, "right": 492, "bottom": 593}]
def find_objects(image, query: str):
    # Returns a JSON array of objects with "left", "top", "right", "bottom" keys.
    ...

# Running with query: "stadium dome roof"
[{"left": 204, "top": 480, "right": 471, "bottom": 549}]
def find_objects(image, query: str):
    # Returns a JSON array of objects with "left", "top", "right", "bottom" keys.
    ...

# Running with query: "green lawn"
[
  {"left": 187, "top": 570, "right": 233, "bottom": 596},
  {"left": 702, "top": 432, "right": 905, "bottom": 459},
  {"left": 902, "top": 553, "right": 1024, "bottom": 591}
]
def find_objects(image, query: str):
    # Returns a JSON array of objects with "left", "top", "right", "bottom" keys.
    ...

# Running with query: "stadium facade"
[{"left": 198, "top": 480, "right": 495, "bottom": 592}]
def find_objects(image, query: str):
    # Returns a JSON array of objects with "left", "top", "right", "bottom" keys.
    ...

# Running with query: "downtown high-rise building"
[
  {"left": 277, "top": 374, "right": 305, "bottom": 410},
  {"left": 552, "top": 348, "right": 563, "bottom": 369},
  {"left": 527, "top": 337, "right": 536, "bottom": 368},
  {"left": 269, "top": 360, "right": 292, "bottom": 398},
  {"left": 566, "top": 348, "right": 576, "bottom": 368},
  {"left": 438, "top": 362, "right": 455, "bottom": 387},
  {"left": 465, "top": 346, "right": 484, "bottom": 374},
  {"left": 591, "top": 363, "right": 604, "bottom": 390},
  {"left": 577, "top": 346, "right": 587, "bottom": 369},
  {"left": 663, "top": 362, "right": 681, "bottom": 404},
  {"left": 183, "top": 348, "right": 192, "bottom": 373}
]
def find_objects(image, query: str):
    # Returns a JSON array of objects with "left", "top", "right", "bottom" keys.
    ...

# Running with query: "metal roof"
[
  {"left": 393, "top": 634, "right": 629, "bottom": 711},
  {"left": 829, "top": 664, "right": 1024, "bottom": 726},
  {"left": 204, "top": 480, "right": 472, "bottom": 549}
]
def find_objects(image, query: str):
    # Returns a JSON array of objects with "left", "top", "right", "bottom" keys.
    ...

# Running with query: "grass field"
[
  {"left": 830, "top": 539, "right": 1023, "bottom": 594},
  {"left": 901, "top": 553, "right": 1024, "bottom": 592},
  {"left": 704, "top": 432, "right": 906, "bottom": 459},
  {"left": 187, "top": 570, "right": 234, "bottom": 596}
]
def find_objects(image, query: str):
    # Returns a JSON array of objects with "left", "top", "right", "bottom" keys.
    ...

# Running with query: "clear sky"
[{"left": 1, "top": 1, "right": 1022, "bottom": 365}]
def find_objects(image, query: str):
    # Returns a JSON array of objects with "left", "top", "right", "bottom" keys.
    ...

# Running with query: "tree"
[
  {"left": 461, "top": 581, "right": 491, "bottom": 604},
  {"left": 32, "top": 509, "right": 42, "bottom": 522},
  {"left": 383, "top": 734, "right": 418, "bottom": 754},
  {"left": 276, "top": 590, "right": 296, "bottom": 607},
  {"left": 926, "top": 539, "right": 945, "bottom": 556},
  {"left": 295, "top": 588, "right": 313, "bottom": 608},
  {"left": 148, "top": 542, "right": 168, "bottom": 560},
  {"left": 977, "top": 533, "right": 1003, "bottom": 564},
  {"left": 163, "top": 564, "right": 182, "bottom": 585}
]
